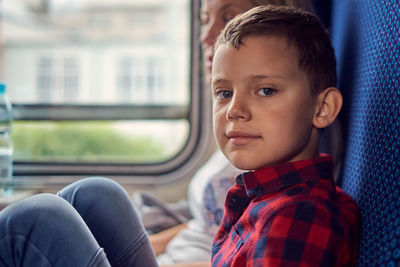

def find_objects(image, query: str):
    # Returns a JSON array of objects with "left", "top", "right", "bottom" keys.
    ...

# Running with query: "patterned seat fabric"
[{"left": 314, "top": 0, "right": 400, "bottom": 266}]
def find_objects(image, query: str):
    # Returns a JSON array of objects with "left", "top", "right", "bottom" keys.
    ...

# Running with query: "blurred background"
[{"left": 1, "top": 0, "right": 190, "bottom": 164}]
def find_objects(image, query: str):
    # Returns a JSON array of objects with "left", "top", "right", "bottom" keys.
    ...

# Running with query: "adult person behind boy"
[
  {"left": 210, "top": 5, "right": 360, "bottom": 266},
  {"left": 0, "top": 5, "right": 358, "bottom": 267},
  {"left": 150, "top": 0, "right": 313, "bottom": 265}
]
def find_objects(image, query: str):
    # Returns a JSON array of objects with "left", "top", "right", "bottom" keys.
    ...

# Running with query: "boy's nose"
[{"left": 226, "top": 95, "right": 251, "bottom": 121}]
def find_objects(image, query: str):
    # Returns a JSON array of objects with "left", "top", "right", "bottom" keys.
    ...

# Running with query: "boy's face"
[{"left": 212, "top": 35, "right": 320, "bottom": 170}]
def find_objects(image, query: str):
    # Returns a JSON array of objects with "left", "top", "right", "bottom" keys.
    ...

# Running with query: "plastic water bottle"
[{"left": 0, "top": 82, "right": 13, "bottom": 195}]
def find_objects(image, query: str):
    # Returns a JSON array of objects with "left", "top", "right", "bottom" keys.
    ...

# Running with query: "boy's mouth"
[{"left": 226, "top": 131, "right": 261, "bottom": 145}]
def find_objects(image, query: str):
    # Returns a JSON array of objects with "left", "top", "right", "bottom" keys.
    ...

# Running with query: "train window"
[{"left": 0, "top": 0, "right": 212, "bottom": 186}]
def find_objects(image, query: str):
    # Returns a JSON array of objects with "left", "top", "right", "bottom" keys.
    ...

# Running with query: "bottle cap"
[{"left": 0, "top": 82, "right": 6, "bottom": 94}]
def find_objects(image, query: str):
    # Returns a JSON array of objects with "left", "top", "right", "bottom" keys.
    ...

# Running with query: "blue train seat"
[{"left": 314, "top": 0, "right": 400, "bottom": 265}]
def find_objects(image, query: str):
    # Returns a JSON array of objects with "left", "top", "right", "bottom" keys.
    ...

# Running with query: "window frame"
[{"left": 10, "top": 0, "right": 216, "bottom": 188}]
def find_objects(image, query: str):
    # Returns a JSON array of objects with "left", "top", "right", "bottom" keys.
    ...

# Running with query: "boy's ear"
[{"left": 313, "top": 87, "right": 343, "bottom": 129}]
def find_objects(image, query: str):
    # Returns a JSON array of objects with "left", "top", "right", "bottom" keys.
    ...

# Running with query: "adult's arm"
[{"left": 149, "top": 222, "right": 188, "bottom": 256}]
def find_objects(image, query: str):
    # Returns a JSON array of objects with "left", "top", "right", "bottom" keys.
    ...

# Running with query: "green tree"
[{"left": 12, "top": 122, "right": 167, "bottom": 162}]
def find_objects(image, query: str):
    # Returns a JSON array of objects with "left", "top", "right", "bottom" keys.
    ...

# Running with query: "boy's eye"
[
  {"left": 215, "top": 90, "right": 233, "bottom": 100},
  {"left": 257, "top": 88, "right": 276, "bottom": 96}
]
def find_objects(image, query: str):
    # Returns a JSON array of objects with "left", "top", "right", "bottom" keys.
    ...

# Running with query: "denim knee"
[
  {"left": 56, "top": 177, "right": 156, "bottom": 266},
  {"left": 0, "top": 193, "right": 107, "bottom": 267},
  {"left": 58, "top": 177, "right": 130, "bottom": 209},
  {"left": 0, "top": 193, "right": 78, "bottom": 235}
]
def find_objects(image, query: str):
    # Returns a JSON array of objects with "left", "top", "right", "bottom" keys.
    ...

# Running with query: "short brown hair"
[
  {"left": 214, "top": 5, "right": 337, "bottom": 94},
  {"left": 250, "top": 0, "right": 314, "bottom": 11}
]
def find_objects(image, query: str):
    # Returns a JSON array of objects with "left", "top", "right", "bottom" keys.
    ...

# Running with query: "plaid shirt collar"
[
  {"left": 236, "top": 154, "right": 333, "bottom": 197},
  {"left": 212, "top": 154, "right": 359, "bottom": 267}
]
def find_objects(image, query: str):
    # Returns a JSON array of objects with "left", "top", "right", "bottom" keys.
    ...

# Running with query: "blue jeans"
[{"left": 0, "top": 177, "right": 158, "bottom": 267}]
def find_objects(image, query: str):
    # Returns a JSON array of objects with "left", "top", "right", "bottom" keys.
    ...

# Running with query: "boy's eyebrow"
[
  {"left": 212, "top": 74, "right": 286, "bottom": 86},
  {"left": 211, "top": 78, "right": 231, "bottom": 87},
  {"left": 248, "top": 74, "right": 287, "bottom": 81}
]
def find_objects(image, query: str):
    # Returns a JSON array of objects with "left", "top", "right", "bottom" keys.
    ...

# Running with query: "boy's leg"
[
  {"left": 58, "top": 177, "right": 158, "bottom": 267},
  {"left": 0, "top": 193, "right": 110, "bottom": 267}
]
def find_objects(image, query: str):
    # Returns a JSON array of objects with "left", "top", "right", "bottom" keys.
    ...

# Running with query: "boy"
[
  {"left": 210, "top": 5, "right": 360, "bottom": 266},
  {"left": 0, "top": 5, "right": 358, "bottom": 267}
]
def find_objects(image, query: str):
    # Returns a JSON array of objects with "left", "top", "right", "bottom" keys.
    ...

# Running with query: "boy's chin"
[
  {"left": 226, "top": 155, "right": 261, "bottom": 171},
  {"left": 223, "top": 149, "right": 290, "bottom": 170},
  {"left": 227, "top": 153, "right": 292, "bottom": 171}
]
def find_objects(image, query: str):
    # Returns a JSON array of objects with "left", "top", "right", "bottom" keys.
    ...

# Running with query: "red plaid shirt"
[{"left": 211, "top": 154, "right": 360, "bottom": 266}]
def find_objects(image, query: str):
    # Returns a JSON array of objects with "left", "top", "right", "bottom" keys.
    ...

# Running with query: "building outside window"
[
  {"left": 117, "top": 57, "right": 133, "bottom": 102},
  {"left": 37, "top": 57, "right": 53, "bottom": 102},
  {"left": 63, "top": 58, "right": 79, "bottom": 102},
  {"left": 0, "top": 0, "right": 207, "bottom": 186}
]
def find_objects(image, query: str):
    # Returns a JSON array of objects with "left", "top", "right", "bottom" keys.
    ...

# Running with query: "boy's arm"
[{"left": 149, "top": 222, "right": 188, "bottom": 256}]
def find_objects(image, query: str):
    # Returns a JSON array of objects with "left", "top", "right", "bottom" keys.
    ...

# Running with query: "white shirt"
[{"left": 157, "top": 150, "right": 241, "bottom": 264}]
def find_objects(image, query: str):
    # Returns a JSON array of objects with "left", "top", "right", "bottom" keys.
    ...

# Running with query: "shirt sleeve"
[{"left": 248, "top": 202, "right": 356, "bottom": 267}]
